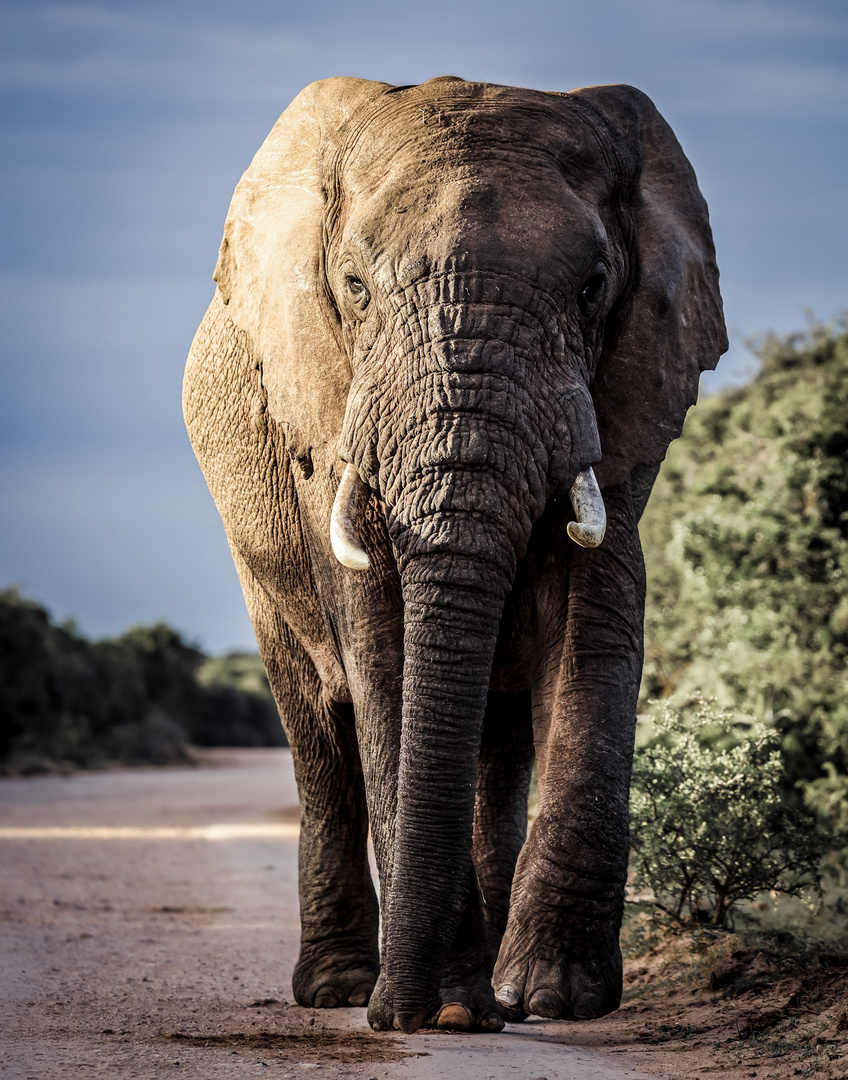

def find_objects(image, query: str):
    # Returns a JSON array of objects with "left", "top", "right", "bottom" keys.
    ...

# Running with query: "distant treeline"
[{"left": 0, "top": 590, "right": 285, "bottom": 773}]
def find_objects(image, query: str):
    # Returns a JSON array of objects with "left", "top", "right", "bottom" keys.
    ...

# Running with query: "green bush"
[
  {"left": 629, "top": 700, "right": 824, "bottom": 927},
  {"left": 640, "top": 318, "right": 848, "bottom": 831}
]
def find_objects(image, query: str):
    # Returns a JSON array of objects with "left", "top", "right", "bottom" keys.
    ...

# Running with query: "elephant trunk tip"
[
  {"left": 392, "top": 1004, "right": 435, "bottom": 1034},
  {"left": 567, "top": 466, "right": 606, "bottom": 548}
]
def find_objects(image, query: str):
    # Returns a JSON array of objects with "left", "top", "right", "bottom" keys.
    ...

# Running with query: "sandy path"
[{"left": 0, "top": 749, "right": 659, "bottom": 1080}]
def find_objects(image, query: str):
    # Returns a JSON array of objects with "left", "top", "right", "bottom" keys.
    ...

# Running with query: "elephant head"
[{"left": 212, "top": 76, "right": 726, "bottom": 1031}]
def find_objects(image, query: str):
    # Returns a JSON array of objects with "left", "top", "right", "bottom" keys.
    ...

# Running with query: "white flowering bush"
[{"left": 629, "top": 699, "right": 824, "bottom": 926}]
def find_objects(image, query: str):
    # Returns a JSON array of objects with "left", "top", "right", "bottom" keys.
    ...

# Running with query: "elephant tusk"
[
  {"left": 330, "top": 463, "right": 371, "bottom": 571},
  {"left": 567, "top": 467, "right": 606, "bottom": 548}
]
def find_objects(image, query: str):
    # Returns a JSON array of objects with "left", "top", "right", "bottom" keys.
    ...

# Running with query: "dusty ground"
[
  {"left": 1, "top": 750, "right": 845, "bottom": 1080},
  {"left": 566, "top": 928, "right": 848, "bottom": 1079}
]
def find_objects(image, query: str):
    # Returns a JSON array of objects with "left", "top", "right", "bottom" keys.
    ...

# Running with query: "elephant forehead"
[
  {"left": 335, "top": 83, "right": 607, "bottom": 224},
  {"left": 341, "top": 173, "right": 603, "bottom": 292},
  {"left": 340, "top": 80, "right": 596, "bottom": 178},
  {"left": 331, "top": 84, "right": 618, "bottom": 300},
  {"left": 342, "top": 131, "right": 590, "bottom": 224}
]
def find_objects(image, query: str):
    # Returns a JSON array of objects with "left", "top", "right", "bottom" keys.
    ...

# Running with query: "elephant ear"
[
  {"left": 568, "top": 85, "right": 728, "bottom": 490},
  {"left": 213, "top": 77, "right": 390, "bottom": 454}
]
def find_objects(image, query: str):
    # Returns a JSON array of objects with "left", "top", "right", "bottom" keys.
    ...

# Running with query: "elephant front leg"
[
  {"left": 367, "top": 862, "right": 505, "bottom": 1033},
  {"left": 431, "top": 863, "right": 507, "bottom": 1032},
  {"left": 493, "top": 487, "right": 644, "bottom": 1021},
  {"left": 408, "top": 693, "right": 532, "bottom": 1032},
  {"left": 257, "top": 618, "right": 380, "bottom": 1010},
  {"left": 289, "top": 702, "right": 380, "bottom": 1010},
  {"left": 349, "top": 646, "right": 509, "bottom": 1034},
  {"left": 473, "top": 690, "right": 534, "bottom": 953}
]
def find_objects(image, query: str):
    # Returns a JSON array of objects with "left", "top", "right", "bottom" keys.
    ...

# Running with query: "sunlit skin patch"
[{"left": 0, "top": 823, "right": 300, "bottom": 840}]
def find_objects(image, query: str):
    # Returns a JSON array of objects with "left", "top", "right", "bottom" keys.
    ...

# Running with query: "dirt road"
[{"left": 0, "top": 750, "right": 661, "bottom": 1079}]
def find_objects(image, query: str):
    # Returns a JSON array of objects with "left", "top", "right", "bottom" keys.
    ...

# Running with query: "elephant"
[{"left": 183, "top": 75, "right": 726, "bottom": 1035}]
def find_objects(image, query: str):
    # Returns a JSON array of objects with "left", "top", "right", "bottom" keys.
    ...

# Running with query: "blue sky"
[{"left": 1, "top": 0, "right": 846, "bottom": 652}]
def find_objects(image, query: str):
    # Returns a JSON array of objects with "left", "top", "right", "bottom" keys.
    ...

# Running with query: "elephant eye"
[
  {"left": 579, "top": 272, "right": 607, "bottom": 316},
  {"left": 346, "top": 275, "right": 370, "bottom": 310}
]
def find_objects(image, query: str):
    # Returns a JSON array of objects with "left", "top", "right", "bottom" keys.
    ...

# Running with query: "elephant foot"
[
  {"left": 292, "top": 945, "right": 379, "bottom": 1008},
  {"left": 492, "top": 917, "right": 623, "bottom": 1021},
  {"left": 367, "top": 972, "right": 504, "bottom": 1034}
]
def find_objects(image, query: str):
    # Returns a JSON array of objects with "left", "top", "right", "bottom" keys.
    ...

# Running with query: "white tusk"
[
  {"left": 567, "top": 467, "right": 606, "bottom": 548},
  {"left": 330, "top": 463, "right": 371, "bottom": 571}
]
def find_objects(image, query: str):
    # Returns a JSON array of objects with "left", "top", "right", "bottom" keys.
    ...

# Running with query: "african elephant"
[{"left": 183, "top": 75, "right": 726, "bottom": 1035}]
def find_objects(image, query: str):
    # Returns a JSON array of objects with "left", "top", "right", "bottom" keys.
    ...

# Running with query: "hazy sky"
[{"left": 1, "top": 0, "right": 846, "bottom": 652}]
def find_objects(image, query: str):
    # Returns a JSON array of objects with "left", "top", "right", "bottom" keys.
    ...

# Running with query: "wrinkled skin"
[{"left": 183, "top": 76, "right": 726, "bottom": 1035}]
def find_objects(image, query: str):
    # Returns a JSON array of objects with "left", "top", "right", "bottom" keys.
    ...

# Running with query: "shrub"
[
  {"left": 629, "top": 699, "right": 825, "bottom": 927},
  {"left": 640, "top": 319, "right": 848, "bottom": 807}
]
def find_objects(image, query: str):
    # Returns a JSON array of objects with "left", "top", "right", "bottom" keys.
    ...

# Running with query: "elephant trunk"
[
  {"left": 387, "top": 546, "right": 514, "bottom": 1032},
  {"left": 375, "top": 413, "right": 540, "bottom": 1030}
]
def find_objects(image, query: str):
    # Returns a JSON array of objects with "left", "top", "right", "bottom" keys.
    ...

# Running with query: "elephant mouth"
[{"left": 330, "top": 461, "right": 606, "bottom": 571}]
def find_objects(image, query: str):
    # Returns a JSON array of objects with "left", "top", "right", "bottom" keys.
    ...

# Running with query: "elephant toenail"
[
  {"left": 574, "top": 991, "right": 604, "bottom": 1018},
  {"left": 482, "top": 1011, "right": 506, "bottom": 1033},
  {"left": 528, "top": 988, "right": 563, "bottom": 1018},
  {"left": 436, "top": 1003, "right": 472, "bottom": 1030},
  {"left": 495, "top": 984, "right": 521, "bottom": 1008},
  {"left": 313, "top": 987, "right": 339, "bottom": 1008},
  {"left": 348, "top": 982, "right": 372, "bottom": 1007}
]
